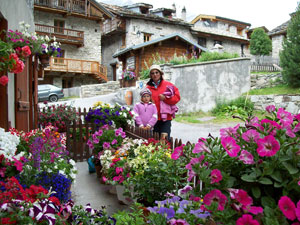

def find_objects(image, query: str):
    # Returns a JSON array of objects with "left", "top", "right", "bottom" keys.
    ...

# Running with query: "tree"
[
  {"left": 280, "top": 3, "right": 300, "bottom": 87},
  {"left": 249, "top": 28, "right": 272, "bottom": 55}
]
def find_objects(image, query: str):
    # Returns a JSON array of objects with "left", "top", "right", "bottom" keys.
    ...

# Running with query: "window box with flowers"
[{"left": 121, "top": 69, "right": 136, "bottom": 87}]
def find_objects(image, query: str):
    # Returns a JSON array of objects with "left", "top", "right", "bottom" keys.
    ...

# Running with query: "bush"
[
  {"left": 38, "top": 104, "right": 78, "bottom": 132},
  {"left": 211, "top": 96, "right": 254, "bottom": 118},
  {"left": 280, "top": 3, "right": 300, "bottom": 87},
  {"left": 249, "top": 28, "right": 272, "bottom": 56}
]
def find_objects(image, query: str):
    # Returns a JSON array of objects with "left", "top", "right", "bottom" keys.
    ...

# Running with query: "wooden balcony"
[
  {"left": 101, "top": 18, "right": 125, "bottom": 37},
  {"left": 34, "top": 0, "right": 85, "bottom": 14},
  {"left": 44, "top": 57, "right": 107, "bottom": 81},
  {"left": 35, "top": 24, "right": 84, "bottom": 47}
]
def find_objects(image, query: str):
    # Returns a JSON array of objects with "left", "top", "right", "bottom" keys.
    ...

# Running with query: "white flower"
[{"left": 69, "top": 159, "right": 76, "bottom": 166}]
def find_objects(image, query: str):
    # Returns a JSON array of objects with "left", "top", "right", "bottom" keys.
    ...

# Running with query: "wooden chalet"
[
  {"left": 34, "top": 0, "right": 113, "bottom": 87},
  {"left": 113, "top": 33, "right": 207, "bottom": 77}
]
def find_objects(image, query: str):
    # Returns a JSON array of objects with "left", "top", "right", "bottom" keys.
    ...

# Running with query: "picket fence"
[
  {"left": 39, "top": 106, "right": 188, "bottom": 162},
  {"left": 250, "top": 64, "right": 280, "bottom": 72}
]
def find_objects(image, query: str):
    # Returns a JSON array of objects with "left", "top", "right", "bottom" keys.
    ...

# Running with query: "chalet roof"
[
  {"left": 124, "top": 3, "right": 153, "bottom": 9},
  {"left": 151, "top": 8, "right": 176, "bottom": 13},
  {"left": 100, "top": 3, "right": 191, "bottom": 27},
  {"left": 268, "top": 20, "right": 289, "bottom": 37},
  {"left": 90, "top": 0, "right": 114, "bottom": 18},
  {"left": 112, "top": 33, "right": 208, "bottom": 58},
  {"left": 248, "top": 26, "right": 269, "bottom": 33},
  {"left": 191, "top": 14, "right": 251, "bottom": 27}
]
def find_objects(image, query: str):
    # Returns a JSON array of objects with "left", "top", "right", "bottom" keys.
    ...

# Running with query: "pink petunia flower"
[
  {"left": 248, "top": 206, "right": 264, "bottom": 215},
  {"left": 111, "top": 139, "right": 118, "bottom": 145},
  {"left": 277, "top": 108, "right": 294, "bottom": 127},
  {"left": 13, "top": 158, "right": 23, "bottom": 172},
  {"left": 220, "top": 124, "right": 240, "bottom": 138},
  {"left": 261, "top": 119, "right": 281, "bottom": 136},
  {"left": 103, "top": 142, "right": 111, "bottom": 149},
  {"left": 236, "top": 214, "right": 259, "bottom": 225},
  {"left": 293, "top": 122, "right": 300, "bottom": 133},
  {"left": 266, "top": 105, "right": 276, "bottom": 113},
  {"left": 116, "top": 167, "right": 123, "bottom": 174},
  {"left": 171, "top": 145, "right": 185, "bottom": 160},
  {"left": 192, "top": 139, "right": 210, "bottom": 154},
  {"left": 187, "top": 170, "right": 196, "bottom": 182},
  {"left": 239, "top": 150, "right": 255, "bottom": 164},
  {"left": 102, "top": 176, "right": 108, "bottom": 182},
  {"left": 210, "top": 169, "right": 223, "bottom": 184},
  {"left": 221, "top": 136, "right": 241, "bottom": 157},
  {"left": 185, "top": 155, "right": 205, "bottom": 170},
  {"left": 242, "top": 129, "right": 260, "bottom": 143},
  {"left": 256, "top": 135, "right": 280, "bottom": 157},
  {"left": 235, "top": 189, "right": 253, "bottom": 209},
  {"left": 169, "top": 218, "right": 190, "bottom": 225},
  {"left": 278, "top": 196, "right": 296, "bottom": 221},
  {"left": 203, "top": 189, "right": 227, "bottom": 211}
]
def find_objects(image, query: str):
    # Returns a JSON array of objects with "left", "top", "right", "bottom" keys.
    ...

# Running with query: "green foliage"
[
  {"left": 250, "top": 28, "right": 272, "bottom": 55},
  {"left": 211, "top": 96, "right": 254, "bottom": 118},
  {"left": 112, "top": 203, "right": 145, "bottom": 225},
  {"left": 246, "top": 84, "right": 300, "bottom": 95},
  {"left": 280, "top": 3, "right": 300, "bottom": 87}
]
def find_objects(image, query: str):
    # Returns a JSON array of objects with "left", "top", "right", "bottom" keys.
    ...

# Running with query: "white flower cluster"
[
  {"left": 99, "top": 150, "right": 114, "bottom": 169},
  {"left": 0, "top": 128, "right": 24, "bottom": 161}
]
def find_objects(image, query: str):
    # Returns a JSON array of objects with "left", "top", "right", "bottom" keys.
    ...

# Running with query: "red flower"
[
  {"left": 49, "top": 196, "right": 61, "bottom": 206},
  {"left": 236, "top": 214, "right": 259, "bottom": 225},
  {"left": 21, "top": 45, "right": 31, "bottom": 57},
  {"left": 278, "top": 196, "right": 296, "bottom": 221},
  {"left": 203, "top": 189, "right": 227, "bottom": 211},
  {"left": 0, "top": 75, "right": 9, "bottom": 86},
  {"left": 210, "top": 169, "right": 222, "bottom": 184},
  {"left": 1, "top": 217, "right": 17, "bottom": 224}
]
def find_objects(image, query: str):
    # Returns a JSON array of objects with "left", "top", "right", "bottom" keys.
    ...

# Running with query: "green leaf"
[
  {"left": 274, "top": 182, "right": 283, "bottom": 188},
  {"left": 241, "top": 174, "right": 256, "bottom": 182},
  {"left": 282, "top": 162, "right": 299, "bottom": 174},
  {"left": 270, "top": 170, "right": 282, "bottom": 182},
  {"left": 226, "top": 176, "right": 236, "bottom": 187},
  {"left": 261, "top": 196, "right": 276, "bottom": 208},
  {"left": 259, "top": 177, "right": 273, "bottom": 185},
  {"left": 251, "top": 186, "right": 261, "bottom": 198},
  {"left": 279, "top": 155, "right": 292, "bottom": 162}
]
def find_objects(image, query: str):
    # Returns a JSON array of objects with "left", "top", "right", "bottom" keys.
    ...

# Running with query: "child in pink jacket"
[{"left": 133, "top": 88, "right": 158, "bottom": 129}]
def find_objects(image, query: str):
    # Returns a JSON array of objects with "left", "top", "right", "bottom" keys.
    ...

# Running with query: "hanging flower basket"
[{"left": 38, "top": 54, "right": 50, "bottom": 68}]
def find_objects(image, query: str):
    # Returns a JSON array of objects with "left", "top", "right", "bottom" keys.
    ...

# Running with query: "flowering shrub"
[
  {"left": 168, "top": 106, "right": 300, "bottom": 224},
  {"left": 87, "top": 126, "right": 126, "bottom": 160},
  {"left": 122, "top": 69, "right": 136, "bottom": 80},
  {"left": 85, "top": 102, "right": 134, "bottom": 129},
  {"left": 38, "top": 104, "right": 79, "bottom": 132}
]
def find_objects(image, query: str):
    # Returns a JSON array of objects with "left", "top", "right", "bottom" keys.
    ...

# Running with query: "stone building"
[
  {"left": 190, "top": 14, "right": 251, "bottom": 57},
  {"left": 100, "top": 2, "right": 195, "bottom": 81},
  {"left": 34, "top": 0, "right": 113, "bottom": 88}
]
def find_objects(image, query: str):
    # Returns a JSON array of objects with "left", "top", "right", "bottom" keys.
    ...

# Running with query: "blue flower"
[{"left": 158, "top": 207, "right": 175, "bottom": 219}]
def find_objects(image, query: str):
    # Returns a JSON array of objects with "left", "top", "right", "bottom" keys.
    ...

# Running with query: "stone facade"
[
  {"left": 81, "top": 81, "right": 121, "bottom": 98},
  {"left": 271, "top": 35, "right": 284, "bottom": 59},
  {"left": 251, "top": 73, "right": 283, "bottom": 89},
  {"left": 250, "top": 95, "right": 300, "bottom": 114},
  {"left": 34, "top": 11, "right": 102, "bottom": 61}
]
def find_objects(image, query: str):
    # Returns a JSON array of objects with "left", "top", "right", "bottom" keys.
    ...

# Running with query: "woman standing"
[{"left": 146, "top": 65, "right": 180, "bottom": 140}]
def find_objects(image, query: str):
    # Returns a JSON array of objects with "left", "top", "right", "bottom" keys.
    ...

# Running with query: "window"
[
  {"left": 121, "top": 34, "right": 126, "bottom": 48},
  {"left": 214, "top": 40, "right": 223, "bottom": 46},
  {"left": 237, "top": 28, "right": 243, "bottom": 36},
  {"left": 144, "top": 33, "right": 151, "bottom": 42},
  {"left": 198, "top": 37, "right": 207, "bottom": 47},
  {"left": 54, "top": 20, "right": 65, "bottom": 33}
]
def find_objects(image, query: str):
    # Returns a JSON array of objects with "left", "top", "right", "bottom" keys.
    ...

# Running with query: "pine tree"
[
  {"left": 280, "top": 3, "right": 300, "bottom": 87},
  {"left": 249, "top": 28, "right": 272, "bottom": 55}
]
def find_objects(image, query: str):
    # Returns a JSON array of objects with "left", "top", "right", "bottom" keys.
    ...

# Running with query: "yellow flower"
[{"left": 165, "top": 153, "right": 171, "bottom": 158}]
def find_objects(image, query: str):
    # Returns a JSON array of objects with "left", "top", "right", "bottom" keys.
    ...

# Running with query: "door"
[
  {"left": 15, "top": 58, "right": 30, "bottom": 132},
  {"left": 54, "top": 19, "right": 65, "bottom": 33}
]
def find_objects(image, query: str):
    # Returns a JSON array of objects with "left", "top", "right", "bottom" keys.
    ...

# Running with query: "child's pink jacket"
[{"left": 133, "top": 102, "right": 158, "bottom": 127}]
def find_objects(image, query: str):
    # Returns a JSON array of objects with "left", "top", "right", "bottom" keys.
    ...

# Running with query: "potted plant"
[{"left": 121, "top": 69, "right": 136, "bottom": 87}]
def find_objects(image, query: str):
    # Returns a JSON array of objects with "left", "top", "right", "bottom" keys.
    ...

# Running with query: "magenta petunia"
[
  {"left": 171, "top": 145, "right": 185, "bottom": 160},
  {"left": 115, "top": 167, "right": 123, "bottom": 174},
  {"left": 236, "top": 214, "right": 259, "bottom": 225},
  {"left": 242, "top": 129, "right": 260, "bottom": 142},
  {"left": 256, "top": 135, "right": 280, "bottom": 157},
  {"left": 111, "top": 139, "right": 118, "bottom": 145},
  {"left": 220, "top": 124, "right": 240, "bottom": 138},
  {"left": 192, "top": 139, "right": 210, "bottom": 154},
  {"left": 221, "top": 136, "right": 241, "bottom": 157},
  {"left": 239, "top": 150, "right": 255, "bottom": 164},
  {"left": 296, "top": 200, "right": 300, "bottom": 222},
  {"left": 102, "top": 142, "right": 111, "bottom": 150},
  {"left": 278, "top": 196, "right": 296, "bottom": 221},
  {"left": 277, "top": 108, "right": 294, "bottom": 127},
  {"left": 203, "top": 189, "right": 227, "bottom": 211},
  {"left": 265, "top": 105, "right": 276, "bottom": 113},
  {"left": 248, "top": 206, "right": 264, "bottom": 215},
  {"left": 210, "top": 169, "right": 223, "bottom": 184}
]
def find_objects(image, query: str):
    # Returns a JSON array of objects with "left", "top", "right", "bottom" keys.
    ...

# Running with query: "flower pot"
[
  {"left": 122, "top": 79, "right": 136, "bottom": 88},
  {"left": 38, "top": 54, "right": 50, "bottom": 68},
  {"left": 108, "top": 185, "right": 117, "bottom": 195},
  {"left": 95, "top": 165, "right": 102, "bottom": 178},
  {"left": 116, "top": 185, "right": 135, "bottom": 205}
]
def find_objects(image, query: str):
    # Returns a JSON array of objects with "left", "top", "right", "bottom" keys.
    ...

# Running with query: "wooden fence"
[
  {"left": 39, "top": 106, "right": 188, "bottom": 162},
  {"left": 250, "top": 64, "right": 280, "bottom": 72}
]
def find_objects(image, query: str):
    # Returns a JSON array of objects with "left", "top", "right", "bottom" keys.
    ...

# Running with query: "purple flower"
[
  {"left": 189, "top": 209, "right": 210, "bottom": 218},
  {"left": 158, "top": 207, "right": 175, "bottom": 219},
  {"left": 103, "top": 142, "right": 111, "bottom": 149},
  {"left": 111, "top": 139, "right": 118, "bottom": 145}
]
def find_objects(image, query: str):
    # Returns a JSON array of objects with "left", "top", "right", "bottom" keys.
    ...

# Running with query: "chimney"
[
  {"left": 172, "top": 3, "right": 176, "bottom": 18},
  {"left": 181, "top": 6, "right": 186, "bottom": 21}
]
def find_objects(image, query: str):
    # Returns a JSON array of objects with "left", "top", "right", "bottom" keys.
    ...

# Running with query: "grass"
[
  {"left": 251, "top": 71, "right": 281, "bottom": 75},
  {"left": 174, "top": 110, "right": 268, "bottom": 125},
  {"left": 244, "top": 84, "right": 300, "bottom": 95},
  {"left": 61, "top": 95, "right": 79, "bottom": 101}
]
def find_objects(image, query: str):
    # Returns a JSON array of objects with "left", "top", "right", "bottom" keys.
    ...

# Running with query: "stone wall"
[
  {"left": 250, "top": 95, "right": 300, "bottom": 114},
  {"left": 80, "top": 81, "right": 121, "bottom": 98},
  {"left": 251, "top": 73, "right": 283, "bottom": 89},
  {"left": 166, "top": 57, "right": 251, "bottom": 113}
]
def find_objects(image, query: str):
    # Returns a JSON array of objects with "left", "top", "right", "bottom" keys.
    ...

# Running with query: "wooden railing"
[
  {"left": 250, "top": 64, "right": 281, "bottom": 72},
  {"left": 101, "top": 18, "right": 123, "bottom": 35},
  {"left": 35, "top": 24, "right": 84, "bottom": 47},
  {"left": 45, "top": 57, "right": 107, "bottom": 81},
  {"left": 34, "top": 0, "right": 86, "bottom": 14}
]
